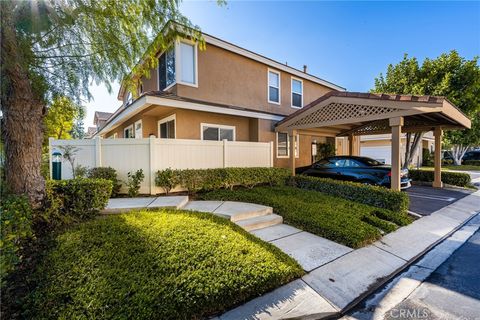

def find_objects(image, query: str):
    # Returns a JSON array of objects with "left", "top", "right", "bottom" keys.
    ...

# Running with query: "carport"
[{"left": 275, "top": 92, "right": 471, "bottom": 190}]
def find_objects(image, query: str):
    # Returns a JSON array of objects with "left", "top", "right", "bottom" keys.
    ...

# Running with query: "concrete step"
[
  {"left": 235, "top": 214, "right": 283, "bottom": 232},
  {"left": 213, "top": 201, "right": 273, "bottom": 222}
]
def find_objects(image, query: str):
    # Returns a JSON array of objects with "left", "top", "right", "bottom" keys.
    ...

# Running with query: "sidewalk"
[{"left": 217, "top": 190, "right": 480, "bottom": 319}]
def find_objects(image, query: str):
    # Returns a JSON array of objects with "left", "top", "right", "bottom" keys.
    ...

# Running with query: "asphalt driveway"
[{"left": 406, "top": 185, "right": 474, "bottom": 216}]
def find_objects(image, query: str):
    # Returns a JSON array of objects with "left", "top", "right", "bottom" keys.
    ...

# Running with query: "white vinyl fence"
[{"left": 49, "top": 137, "right": 274, "bottom": 194}]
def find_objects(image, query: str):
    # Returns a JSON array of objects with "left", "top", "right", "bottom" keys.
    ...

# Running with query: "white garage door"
[{"left": 360, "top": 146, "right": 391, "bottom": 164}]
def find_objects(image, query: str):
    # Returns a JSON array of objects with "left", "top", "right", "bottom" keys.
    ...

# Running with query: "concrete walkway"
[{"left": 218, "top": 190, "right": 480, "bottom": 319}]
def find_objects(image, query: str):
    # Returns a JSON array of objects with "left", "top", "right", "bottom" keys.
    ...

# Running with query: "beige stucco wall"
[{"left": 175, "top": 43, "right": 333, "bottom": 116}]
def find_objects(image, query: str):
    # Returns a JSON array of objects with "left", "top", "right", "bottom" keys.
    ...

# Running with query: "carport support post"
[
  {"left": 433, "top": 127, "right": 443, "bottom": 188},
  {"left": 390, "top": 117, "right": 403, "bottom": 191},
  {"left": 348, "top": 134, "right": 354, "bottom": 156},
  {"left": 289, "top": 129, "right": 297, "bottom": 176}
]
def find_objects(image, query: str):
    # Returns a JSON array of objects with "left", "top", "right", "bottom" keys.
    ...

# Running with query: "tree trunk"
[
  {"left": 451, "top": 145, "right": 468, "bottom": 166},
  {"left": 1, "top": 2, "right": 45, "bottom": 207},
  {"left": 402, "top": 132, "right": 424, "bottom": 169}
]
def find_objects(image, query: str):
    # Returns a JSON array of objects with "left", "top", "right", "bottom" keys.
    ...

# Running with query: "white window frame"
[
  {"left": 176, "top": 39, "right": 198, "bottom": 88},
  {"left": 157, "top": 40, "right": 199, "bottom": 91},
  {"left": 157, "top": 114, "right": 176, "bottom": 139},
  {"left": 200, "top": 123, "right": 236, "bottom": 141},
  {"left": 134, "top": 120, "right": 143, "bottom": 139},
  {"left": 291, "top": 77, "right": 303, "bottom": 109},
  {"left": 267, "top": 69, "right": 281, "bottom": 105},
  {"left": 157, "top": 46, "right": 177, "bottom": 91},
  {"left": 124, "top": 124, "right": 134, "bottom": 139},
  {"left": 276, "top": 132, "right": 299, "bottom": 158},
  {"left": 125, "top": 91, "right": 133, "bottom": 107}
]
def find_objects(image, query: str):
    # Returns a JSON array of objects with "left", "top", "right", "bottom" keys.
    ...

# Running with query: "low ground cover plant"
[
  {"left": 25, "top": 210, "right": 302, "bottom": 319},
  {"left": 291, "top": 175, "right": 409, "bottom": 213},
  {"left": 202, "top": 186, "right": 412, "bottom": 248},
  {"left": 409, "top": 169, "right": 471, "bottom": 187},
  {"left": 155, "top": 167, "right": 290, "bottom": 194}
]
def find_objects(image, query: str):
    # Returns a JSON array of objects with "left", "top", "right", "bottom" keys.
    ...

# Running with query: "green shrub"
[
  {"left": 422, "top": 148, "right": 433, "bottom": 166},
  {"left": 88, "top": 167, "right": 121, "bottom": 197},
  {"left": 155, "top": 168, "right": 179, "bottom": 194},
  {"left": 126, "top": 169, "right": 145, "bottom": 197},
  {"left": 409, "top": 169, "right": 471, "bottom": 187},
  {"left": 202, "top": 186, "right": 411, "bottom": 248},
  {"left": 155, "top": 167, "right": 291, "bottom": 194},
  {"left": 291, "top": 175, "right": 409, "bottom": 213},
  {"left": 26, "top": 210, "right": 302, "bottom": 319},
  {"left": 42, "top": 178, "right": 112, "bottom": 227},
  {"left": 74, "top": 164, "right": 88, "bottom": 178},
  {"left": 463, "top": 160, "right": 480, "bottom": 166},
  {"left": 442, "top": 159, "right": 454, "bottom": 165},
  {"left": 0, "top": 195, "right": 33, "bottom": 286}
]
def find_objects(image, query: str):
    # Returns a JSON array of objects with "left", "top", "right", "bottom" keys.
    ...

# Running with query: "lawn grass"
[
  {"left": 421, "top": 165, "right": 480, "bottom": 172},
  {"left": 201, "top": 186, "right": 412, "bottom": 248},
  {"left": 25, "top": 210, "right": 303, "bottom": 319}
]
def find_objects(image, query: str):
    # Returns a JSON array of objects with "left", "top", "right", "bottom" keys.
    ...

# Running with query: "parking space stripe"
[{"left": 407, "top": 193, "right": 456, "bottom": 202}]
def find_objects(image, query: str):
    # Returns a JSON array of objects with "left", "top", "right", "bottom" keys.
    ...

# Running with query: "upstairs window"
[
  {"left": 158, "top": 48, "right": 175, "bottom": 90},
  {"left": 268, "top": 70, "right": 280, "bottom": 104},
  {"left": 291, "top": 78, "right": 303, "bottom": 108},
  {"left": 179, "top": 42, "right": 196, "bottom": 85},
  {"left": 201, "top": 124, "right": 235, "bottom": 141}
]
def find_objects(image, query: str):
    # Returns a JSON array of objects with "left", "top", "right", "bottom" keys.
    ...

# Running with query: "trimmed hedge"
[
  {"left": 42, "top": 178, "right": 112, "bottom": 227},
  {"left": 291, "top": 175, "right": 409, "bottom": 213},
  {"left": 409, "top": 169, "right": 471, "bottom": 187},
  {"left": 88, "top": 167, "right": 121, "bottom": 197},
  {"left": 0, "top": 195, "right": 33, "bottom": 286},
  {"left": 202, "top": 186, "right": 411, "bottom": 248},
  {"left": 156, "top": 167, "right": 291, "bottom": 194},
  {"left": 26, "top": 210, "right": 303, "bottom": 319},
  {"left": 463, "top": 160, "right": 480, "bottom": 166}
]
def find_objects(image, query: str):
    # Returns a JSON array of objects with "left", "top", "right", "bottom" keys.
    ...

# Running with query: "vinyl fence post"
[
  {"left": 223, "top": 139, "right": 228, "bottom": 168},
  {"left": 270, "top": 141, "right": 274, "bottom": 167},
  {"left": 149, "top": 136, "right": 156, "bottom": 195},
  {"left": 95, "top": 137, "right": 102, "bottom": 167}
]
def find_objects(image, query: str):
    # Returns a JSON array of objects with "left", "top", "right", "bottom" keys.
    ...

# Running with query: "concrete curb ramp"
[{"left": 218, "top": 190, "right": 480, "bottom": 320}]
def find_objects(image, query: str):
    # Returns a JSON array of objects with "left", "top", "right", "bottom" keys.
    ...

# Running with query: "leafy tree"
[
  {"left": 1, "top": 0, "right": 203, "bottom": 207},
  {"left": 373, "top": 51, "right": 480, "bottom": 167},
  {"left": 44, "top": 96, "right": 84, "bottom": 144}
]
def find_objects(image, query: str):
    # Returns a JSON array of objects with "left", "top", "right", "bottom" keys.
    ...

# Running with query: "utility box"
[{"left": 52, "top": 151, "right": 62, "bottom": 180}]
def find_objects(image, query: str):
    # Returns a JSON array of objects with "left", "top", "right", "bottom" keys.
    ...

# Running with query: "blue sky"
[{"left": 84, "top": 1, "right": 480, "bottom": 127}]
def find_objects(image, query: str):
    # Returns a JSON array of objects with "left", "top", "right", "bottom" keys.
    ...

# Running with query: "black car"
[
  {"left": 296, "top": 156, "right": 411, "bottom": 189},
  {"left": 463, "top": 150, "right": 480, "bottom": 161}
]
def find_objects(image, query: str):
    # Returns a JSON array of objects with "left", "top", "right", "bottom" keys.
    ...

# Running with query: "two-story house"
[{"left": 92, "top": 27, "right": 436, "bottom": 168}]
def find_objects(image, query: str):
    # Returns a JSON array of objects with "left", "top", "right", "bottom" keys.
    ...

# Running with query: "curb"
[{"left": 337, "top": 209, "right": 480, "bottom": 318}]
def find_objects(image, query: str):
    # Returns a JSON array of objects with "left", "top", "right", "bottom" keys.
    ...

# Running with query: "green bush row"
[
  {"left": 0, "top": 195, "right": 33, "bottom": 287},
  {"left": 409, "top": 169, "right": 471, "bottom": 187},
  {"left": 41, "top": 178, "right": 112, "bottom": 227},
  {"left": 156, "top": 167, "right": 291, "bottom": 194},
  {"left": 291, "top": 175, "right": 409, "bottom": 213},
  {"left": 463, "top": 160, "right": 480, "bottom": 166},
  {"left": 87, "top": 167, "right": 121, "bottom": 197}
]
